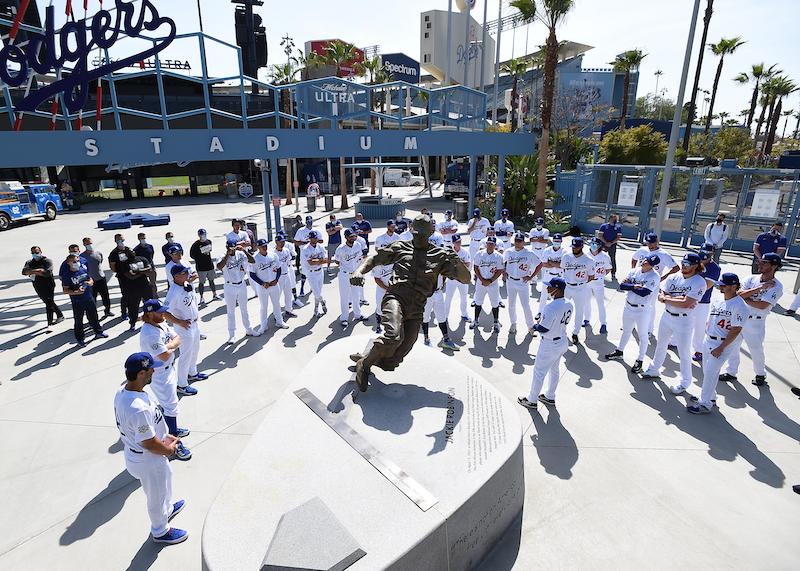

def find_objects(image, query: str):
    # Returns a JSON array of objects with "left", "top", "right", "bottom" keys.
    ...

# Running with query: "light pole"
[
  {"left": 658, "top": 87, "right": 668, "bottom": 120},
  {"left": 280, "top": 34, "right": 295, "bottom": 65},
  {"left": 654, "top": 70, "right": 663, "bottom": 116}
]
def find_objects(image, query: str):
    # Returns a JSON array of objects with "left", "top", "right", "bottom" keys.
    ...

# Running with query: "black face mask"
[
  {"left": 183, "top": 283, "right": 193, "bottom": 293},
  {"left": 716, "top": 219, "right": 723, "bottom": 223}
]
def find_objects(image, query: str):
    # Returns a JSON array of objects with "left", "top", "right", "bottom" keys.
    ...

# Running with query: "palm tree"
[
  {"left": 319, "top": 41, "right": 362, "bottom": 209},
  {"left": 764, "top": 77, "right": 798, "bottom": 155},
  {"left": 781, "top": 109, "right": 795, "bottom": 140},
  {"left": 295, "top": 50, "right": 323, "bottom": 81},
  {"left": 500, "top": 57, "right": 530, "bottom": 130},
  {"left": 734, "top": 63, "right": 780, "bottom": 131},
  {"left": 704, "top": 36, "right": 746, "bottom": 134},
  {"left": 610, "top": 49, "right": 646, "bottom": 132},
  {"left": 681, "top": 0, "right": 714, "bottom": 153},
  {"left": 510, "top": 0, "right": 575, "bottom": 217},
  {"left": 268, "top": 61, "right": 301, "bottom": 205}
]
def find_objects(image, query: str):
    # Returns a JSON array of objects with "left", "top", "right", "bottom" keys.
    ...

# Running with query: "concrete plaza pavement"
[{"left": 1, "top": 186, "right": 800, "bottom": 570}]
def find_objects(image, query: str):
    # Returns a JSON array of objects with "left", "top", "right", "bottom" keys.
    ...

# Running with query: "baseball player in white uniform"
[
  {"left": 445, "top": 234, "right": 472, "bottom": 324},
  {"left": 583, "top": 237, "right": 613, "bottom": 332},
  {"left": 537, "top": 233, "right": 564, "bottom": 315},
  {"left": 273, "top": 232, "right": 303, "bottom": 315},
  {"left": 216, "top": 241, "right": 257, "bottom": 343},
  {"left": 687, "top": 273, "right": 748, "bottom": 413},
  {"left": 301, "top": 231, "right": 329, "bottom": 318},
  {"left": 604, "top": 254, "right": 661, "bottom": 373},
  {"left": 560, "top": 237, "right": 594, "bottom": 344},
  {"left": 165, "top": 266, "right": 207, "bottom": 393},
  {"left": 719, "top": 253, "right": 784, "bottom": 386},
  {"left": 528, "top": 217, "right": 550, "bottom": 287},
  {"left": 631, "top": 233, "right": 679, "bottom": 334},
  {"left": 251, "top": 238, "right": 288, "bottom": 333},
  {"left": 371, "top": 263, "right": 393, "bottom": 333},
  {"left": 375, "top": 220, "right": 402, "bottom": 250},
  {"left": 293, "top": 216, "right": 316, "bottom": 296},
  {"left": 503, "top": 233, "right": 541, "bottom": 334},
  {"left": 690, "top": 244, "right": 721, "bottom": 360},
  {"left": 518, "top": 278, "right": 574, "bottom": 410},
  {"left": 335, "top": 229, "right": 367, "bottom": 327},
  {"left": 421, "top": 271, "right": 459, "bottom": 350},
  {"left": 350, "top": 226, "right": 370, "bottom": 306},
  {"left": 226, "top": 218, "right": 251, "bottom": 249},
  {"left": 471, "top": 236, "right": 504, "bottom": 331},
  {"left": 114, "top": 352, "right": 187, "bottom": 544},
  {"left": 467, "top": 208, "right": 490, "bottom": 260},
  {"left": 438, "top": 209, "right": 459, "bottom": 246},
  {"left": 494, "top": 209, "right": 515, "bottom": 252},
  {"left": 139, "top": 299, "right": 192, "bottom": 460},
  {"left": 641, "top": 253, "right": 708, "bottom": 393}
]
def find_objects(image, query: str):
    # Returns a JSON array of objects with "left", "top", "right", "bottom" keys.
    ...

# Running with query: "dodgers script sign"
[{"left": 0, "top": 0, "right": 176, "bottom": 113}]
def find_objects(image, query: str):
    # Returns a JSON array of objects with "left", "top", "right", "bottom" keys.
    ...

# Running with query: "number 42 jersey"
[{"left": 706, "top": 293, "right": 749, "bottom": 338}]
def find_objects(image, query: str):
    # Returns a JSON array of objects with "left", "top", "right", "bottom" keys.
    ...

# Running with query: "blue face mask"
[
  {"left": 140, "top": 239, "right": 147, "bottom": 244},
  {"left": 85, "top": 244, "right": 94, "bottom": 251},
  {"left": 590, "top": 244, "right": 600, "bottom": 252},
  {"left": 32, "top": 253, "right": 41, "bottom": 259},
  {"left": 70, "top": 262, "right": 80, "bottom": 270},
  {"left": 200, "top": 234, "right": 207, "bottom": 240},
  {"left": 168, "top": 237, "right": 174, "bottom": 243},
  {"left": 117, "top": 240, "right": 125, "bottom": 246}
]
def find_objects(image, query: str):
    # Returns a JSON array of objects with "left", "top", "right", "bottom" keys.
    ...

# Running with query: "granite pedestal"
[{"left": 202, "top": 334, "right": 524, "bottom": 571}]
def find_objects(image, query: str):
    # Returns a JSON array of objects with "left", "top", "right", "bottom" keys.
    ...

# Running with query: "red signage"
[{"left": 308, "top": 40, "right": 365, "bottom": 77}]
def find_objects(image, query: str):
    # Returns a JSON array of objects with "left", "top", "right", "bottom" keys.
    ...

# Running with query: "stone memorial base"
[{"left": 202, "top": 334, "right": 524, "bottom": 571}]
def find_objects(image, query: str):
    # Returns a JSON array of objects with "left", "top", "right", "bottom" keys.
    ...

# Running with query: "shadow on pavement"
[{"left": 531, "top": 407, "right": 578, "bottom": 479}]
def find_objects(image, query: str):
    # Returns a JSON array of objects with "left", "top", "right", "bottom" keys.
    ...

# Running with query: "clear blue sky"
[{"left": 38, "top": 0, "right": 800, "bottom": 127}]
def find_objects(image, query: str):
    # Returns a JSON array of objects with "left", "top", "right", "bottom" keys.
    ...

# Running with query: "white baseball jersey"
[
  {"left": 429, "top": 232, "right": 445, "bottom": 248},
  {"left": 217, "top": 251, "right": 250, "bottom": 283},
  {"left": 707, "top": 293, "right": 749, "bottom": 338},
  {"left": 293, "top": 226, "right": 315, "bottom": 244},
  {"left": 622, "top": 267, "right": 660, "bottom": 304},
  {"left": 468, "top": 217, "right": 491, "bottom": 240},
  {"left": 560, "top": 252, "right": 592, "bottom": 285},
  {"left": 473, "top": 249, "right": 504, "bottom": 280},
  {"left": 541, "top": 246, "right": 564, "bottom": 276},
  {"left": 438, "top": 219, "right": 459, "bottom": 243},
  {"left": 494, "top": 219, "right": 515, "bottom": 239},
  {"left": 398, "top": 230, "right": 413, "bottom": 240},
  {"left": 632, "top": 246, "right": 677, "bottom": 276},
  {"left": 740, "top": 275, "right": 784, "bottom": 318},
  {"left": 114, "top": 386, "right": 168, "bottom": 454},
  {"left": 452, "top": 247, "right": 471, "bottom": 268},
  {"left": 480, "top": 237, "right": 504, "bottom": 253},
  {"left": 528, "top": 227, "right": 550, "bottom": 251},
  {"left": 251, "top": 251, "right": 281, "bottom": 283},
  {"left": 165, "top": 260, "right": 195, "bottom": 286},
  {"left": 164, "top": 281, "right": 199, "bottom": 321},
  {"left": 301, "top": 243, "right": 327, "bottom": 273},
  {"left": 370, "top": 264, "right": 393, "bottom": 286},
  {"left": 661, "top": 273, "right": 707, "bottom": 317},
  {"left": 354, "top": 236, "right": 367, "bottom": 252},
  {"left": 588, "top": 251, "right": 612, "bottom": 280},
  {"left": 503, "top": 247, "right": 540, "bottom": 279},
  {"left": 139, "top": 322, "right": 176, "bottom": 367},
  {"left": 274, "top": 246, "right": 294, "bottom": 273},
  {"left": 375, "top": 231, "right": 401, "bottom": 249},
  {"left": 226, "top": 230, "right": 249, "bottom": 245},
  {"left": 539, "top": 297, "right": 573, "bottom": 339},
  {"left": 335, "top": 241, "right": 364, "bottom": 273}
]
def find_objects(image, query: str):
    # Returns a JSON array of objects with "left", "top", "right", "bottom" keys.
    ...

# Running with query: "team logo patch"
[
  {"left": 152, "top": 343, "right": 159, "bottom": 350},
  {"left": 138, "top": 425, "right": 149, "bottom": 434}
]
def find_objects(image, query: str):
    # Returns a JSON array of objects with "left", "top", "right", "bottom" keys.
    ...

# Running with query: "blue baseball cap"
[
  {"left": 125, "top": 352, "right": 165, "bottom": 373},
  {"left": 275, "top": 232, "right": 287, "bottom": 241},
  {"left": 452, "top": 234, "right": 462, "bottom": 242},
  {"left": 197, "top": 228, "right": 207, "bottom": 235},
  {"left": 514, "top": 233, "right": 526, "bottom": 241},
  {"left": 445, "top": 209, "right": 453, "bottom": 215},
  {"left": 700, "top": 242, "right": 715, "bottom": 251},
  {"left": 536, "top": 217, "right": 545, "bottom": 224},
  {"left": 682, "top": 253, "right": 702, "bottom": 265},
  {"left": 485, "top": 236, "right": 497, "bottom": 244},
  {"left": 645, "top": 233, "right": 659, "bottom": 244},
  {"left": 344, "top": 229, "right": 355, "bottom": 237},
  {"left": 552, "top": 233, "right": 563, "bottom": 240},
  {"left": 643, "top": 254, "right": 661, "bottom": 266},
  {"left": 170, "top": 264, "right": 190, "bottom": 277},
  {"left": 167, "top": 245, "right": 183, "bottom": 254},
  {"left": 571, "top": 237, "right": 585, "bottom": 248},
  {"left": 762, "top": 253, "right": 783, "bottom": 266},
  {"left": 225, "top": 240, "right": 237, "bottom": 248},
  {"left": 473, "top": 208, "right": 481, "bottom": 216},
  {"left": 142, "top": 299, "right": 168, "bottom": 313},
  {"left": 387, "top": 220, "right": 396, "bottom": 227},
  {"left": 308, "top": 230, "right": 320, "bottom": 240},
  {"left": 544, "top": 278, "right": 566, "bottom": 290},
  {"left": 501, "top": 208, "right": 509, "bottom": 217},
  {"left": 714, "top": 273, "right": 740, "bottom": 286},
  {"left": 256, "top": 238, "right": 269, "bottom": 247}
]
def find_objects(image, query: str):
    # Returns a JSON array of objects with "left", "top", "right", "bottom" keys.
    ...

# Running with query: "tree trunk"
[
  {"left": 510, "top": 74, "right": 518, "bottom": 129},
  {"left": 620, "top": 70, "right": 630, "bottom": 132},
  {"left": 752, "top": 96, "right": 770, "bottom": 153},
  {"left": 370, "top": 157, "right": 376, "bottom": 195},
  {"left": 746, "top": 81, "right": 759, "bottom": 130},
  {"left": 440, "top": 156, "right": 446, "bottom": 184},
  {"left": 285, "top": 161, "right": 293, "bottom": 205},
  {"left": 339, "top": 159, "right": 348, "bottom": 209},
  {"left": 705, "top": 57, "right": 725, "bottom": 134},
  {"left": 764, "top": 98, "right": 783, "bottom": 156},
  {"left": 535, "top": 27, "right": 560, "bottom": 217},
  {"left": 682, "top": 0, "right": 714, "bottom": 152}
]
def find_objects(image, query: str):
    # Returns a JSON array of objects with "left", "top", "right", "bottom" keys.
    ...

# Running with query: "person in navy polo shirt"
[
  {"left": 598, "top": 214, "right": 622, "bottom": 279},
  {"left": 61, "top": 254, "right": 107, "bottom": 348},
  {"left": 352, "top": 212, "right": 373, "bottom": 246},
  {"left": 753, "top": 222, "right": 787, "bottom": 273}
]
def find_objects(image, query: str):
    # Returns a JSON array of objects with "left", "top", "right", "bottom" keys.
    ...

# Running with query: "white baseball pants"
[
  {"left": 507, "top": 278, "right": 534, "bottom": 328},
  {"left": 224, "top": 282, "right": 252, "bottom": 334},
  {"left": 338, "top": 272, "right": 362, "bottom": 321},
  {"left": 643, "top": 312, "right": 695, "bottom": 387},
  {"left": 124, "top": 450, "right": 173, "bottom": 538},
  {"left": 527, "top": 337, "right": 569, "bottom": 401},
  {"left": 256, "top": 283, "right": 286, "bottom": 329},
  {"left": 565, "top": 283, "right": 589, "bottom": 335},
  {"left": 616, "top": 302, "right": 652, "bottom": 361},
  {"left": 724, "top": 316, "right": 767, "bottom": 377}
]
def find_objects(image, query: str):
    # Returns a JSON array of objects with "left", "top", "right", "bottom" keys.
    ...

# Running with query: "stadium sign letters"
[{"left": 0, "top": 0, "right": 176, "bottom": 113}]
